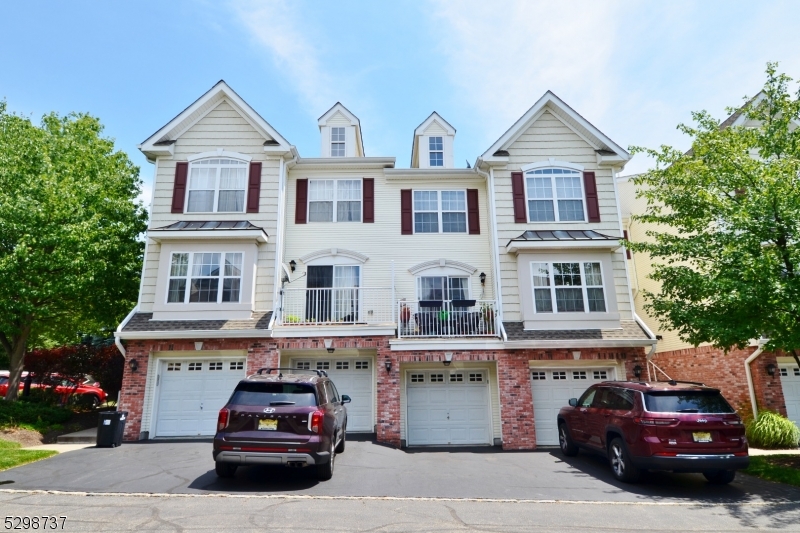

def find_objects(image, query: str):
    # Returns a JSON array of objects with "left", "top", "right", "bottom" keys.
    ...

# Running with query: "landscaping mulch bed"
[
  {"left": 0, "top": 428, "right": 44, "bottom": 447},
  {"left": 760, "top": 455, "right": 800, "bottom": 469}
]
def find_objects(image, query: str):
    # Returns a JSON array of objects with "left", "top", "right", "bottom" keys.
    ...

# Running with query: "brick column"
[
  {"left": 375, "top": 339, "right": 401, "bottom": 447},
  {"left": 119, "top": 342, "right": 149, "bottom": 441},
  {"left": 247, "top": 340, "right": 279, "bottom": 375},
  {"left": 497, "top": 351, "right": 536, "bottom": 450}
]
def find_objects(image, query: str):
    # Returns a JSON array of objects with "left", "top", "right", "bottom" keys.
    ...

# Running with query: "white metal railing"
[
  {"left": 397, "top": 299, "right": 499, "bottom": 338},
  {"left": 279, "top": 287, "right": 394, "bottom": 326}
]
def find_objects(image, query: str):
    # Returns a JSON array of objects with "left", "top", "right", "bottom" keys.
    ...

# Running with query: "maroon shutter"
[
  {"left": 295, "top": 179, "right": 308, "bottom": 224},
  {"left": 583, "top": 171, "right": 600, "bottom": 222},
  {"left": 170, "top": 162, "right": 188, "bottom": 213},
  {"left": 246, "top": 162, "right": 262, "bottom": 213},
  {"left": 401, "top": 189, "right": 413, "bottom": 234},
  {"left": 467, "top": 189, "right": 480, "bottom": 235},
  {"left": 511, "top": 172, "right": 526, "bottom": 223},
  {"left": 623, "top": 230, "right": 631, "bottom": 259},
  {"left": 363, "top": 178, "right": 374, "bottom": 223}
]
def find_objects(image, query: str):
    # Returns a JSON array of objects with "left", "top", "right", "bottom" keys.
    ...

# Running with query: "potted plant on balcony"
[
  {"left": 399, "top": 301, "right": 411, "bottom": 326},
  {"left": 481, "top": 303, "right": 495, "bottom": 334}
]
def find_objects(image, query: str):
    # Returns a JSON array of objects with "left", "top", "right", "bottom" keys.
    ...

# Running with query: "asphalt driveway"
[{"left": 2, "top": 438, "right": 799, "bottom": 505}]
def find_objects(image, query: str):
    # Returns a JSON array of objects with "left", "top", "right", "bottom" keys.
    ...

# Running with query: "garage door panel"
[
  {"left": 780, "top": 366, "right": 800, "bottom": 429},
  {"left": 300, "top": 358, "right": 375, "bottom": 433}
]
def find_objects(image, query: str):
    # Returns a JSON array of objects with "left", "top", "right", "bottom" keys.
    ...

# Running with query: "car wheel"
[
  {"left": 558, "top": 423, "right": 579, "bottom": 456},
  {"left": 317, "top": 441, "right": 335, "bottom": 481},
  {"left": 215, "top": 462, "right": 238, "bottom": 478},
  {"left": 703, "top": 469, "right": 736, "bottom": 484},
  {"left": 88, "top": 395, "right": 100, "bottom": 409},
  {"left": 608, "top": 437, "right": 640, "bottom": 483},
  {"left": 335, "top": 426, "right": 346, "bottom": 454}
]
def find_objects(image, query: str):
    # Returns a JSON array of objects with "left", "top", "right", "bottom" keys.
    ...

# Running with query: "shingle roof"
[
  {"left": 151, "top": 220, "right": 264, "bottom": 231},
  {"left": 122, "top": 312, "right": 272, "bottom": 332},
  {"left": 503, "top": 320, "right": 651, "bottom": 341}
]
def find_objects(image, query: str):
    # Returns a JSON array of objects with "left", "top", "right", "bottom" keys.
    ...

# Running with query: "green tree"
[
  {"left": 0, "top": 102, "right": 147, "bottom": 400},
  {"left": 628, "top": 63, "right": 800, "bottom": 368}
]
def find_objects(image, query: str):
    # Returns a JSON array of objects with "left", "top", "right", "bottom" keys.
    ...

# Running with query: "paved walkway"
[{"left": 749, "top": 447, "right": 800, "bottom": 456}]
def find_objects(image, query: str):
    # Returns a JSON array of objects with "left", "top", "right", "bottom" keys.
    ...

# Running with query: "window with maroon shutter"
[
  {"left": 401, "top": 189, "right": 412, "bottom": 234},
  {"left": 246, "top": 162, "right": 262, "bottom": 213},
  {"left": 467, "top": 189, "right": 480, "bottom": 234},
  {"left": 623, "top": 230, "right": 631, "bottom": 259},
  {"left": 583, "top": 171, "right": 600, "bottom": 222},
  {"left": 511, "top": 172, "right": 526, "bottom": 223},
  {"left": 295, "top": 179, "right": 308, "bottom": 224},
  {"left": 171, "top": 162, "right": 188, "bottom": 213},
  {"left": 363, "top": 178, "right": 374, "bottom": 223}
]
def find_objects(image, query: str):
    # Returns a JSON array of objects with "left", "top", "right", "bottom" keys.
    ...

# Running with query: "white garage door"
[
  {"left": 406, "top": 370, "right": 491, "bottom": 446},
  {"left": 780, "top": 364, "right": 800, "bottom": 430},
  {"left": 293, "top": 358, "right": 374, "bottom": 433},
  {"left": 530, "top": 367, "right": 617, "bottom": 446},
  {"left": 154, "top": 358, "right": 246, "bottom": 437}
]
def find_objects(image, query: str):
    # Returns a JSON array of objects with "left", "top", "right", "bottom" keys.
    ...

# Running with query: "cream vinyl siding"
[
  {"left": 617, "top": 178, "right": 697, "bottom": 353},
  {"left": 326, "top": 111, "right": 351, "bottom": 126},
  {"left": 139, "top": 100, "right": 280, "bottom": 313},
  {"left": 493, "top": 110, "right": 632, "bottom": 323},
  {"left": 399, "top": 361, "right": 501, "bottom": 444},
  {"left": 284, "top": 170, "right": 496, "bottom": 304}
]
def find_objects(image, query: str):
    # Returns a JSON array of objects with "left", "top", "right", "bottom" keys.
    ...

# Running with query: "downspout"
[
  {"left": 745, "top": 338, "right": 769, "bottom": 419},
  {"left": 114, "top": 305, "right": 139, "bottom": 357},
  {"left": 271, "top": 149, "right": 298, "bottom": 325},
  {"left": 475, "top": 161, "right": 506, "bottom": 341},
  {"left": 634, "top": 312, "right": 658, "bottom": 380}
]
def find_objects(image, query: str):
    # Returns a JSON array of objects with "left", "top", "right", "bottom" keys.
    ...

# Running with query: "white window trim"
[
  {"left": 415, "top": 275, "right": 471, "bottom": 302},
  {"left": 331, "top": 127, "right": 346, "bottom": 157},
  {"left": 529, "top": 260, "right": 607, "bottom": 314},
  {"left": 184, "top": 156, "right": 249, "bottom": 214},
  {"left": 166, "top": 251, "right": 244, "bottom": 305},
  {"left": 307, "top": 178, "right": 363, "bottom": 223},
  {"left": 523, "top": 167, "right": 587, "bottom": 223},
  {"left": 429, "top": 136, "right": 444, "bottom": 167},
  {"left": 412, "top": 189, "right": 468, "bottom": 234}
]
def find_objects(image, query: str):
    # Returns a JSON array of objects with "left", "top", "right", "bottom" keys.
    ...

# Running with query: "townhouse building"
[{"left": 116, "top": 82, "right": 655, "bottom": 449}]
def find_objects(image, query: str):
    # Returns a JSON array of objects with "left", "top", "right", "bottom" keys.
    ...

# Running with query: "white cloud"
[{"left": 430, "top": 0, "right": 624, "bottom": 145}]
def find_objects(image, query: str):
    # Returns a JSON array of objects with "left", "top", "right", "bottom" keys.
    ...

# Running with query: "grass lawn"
[
  {"left": 742, "top": 455, "right": 800, "bottom": 488},
  {"left": 0, "top": 439, "right": 57, "bottom": 471}
]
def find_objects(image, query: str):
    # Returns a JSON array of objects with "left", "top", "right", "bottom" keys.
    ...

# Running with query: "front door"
[{"left": 306, "top": 265, "right": 360, "bottom": 323}]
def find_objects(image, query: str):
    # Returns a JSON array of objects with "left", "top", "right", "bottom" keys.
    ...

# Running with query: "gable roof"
[
  {"left": 410, "top": 111, "right": 456, "bottom": 167},
  {"left": 481, "top": 91, "right": 630, "bottom": 163},
  {"left": 139, "top": 80, "right": 292, "bottom": 161},
  {"left": 317, "top": 102, "right": 365, "bottom": 156}
]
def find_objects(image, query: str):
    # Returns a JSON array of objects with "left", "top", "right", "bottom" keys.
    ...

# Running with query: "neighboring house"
[
  {"left": 617, "top": 94, "right": 800, "bottom": 428},
  {"left": 116, "top": 82, "right": 655, "bottom": 449}
]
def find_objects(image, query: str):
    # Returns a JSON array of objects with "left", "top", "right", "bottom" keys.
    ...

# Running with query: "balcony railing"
[
  {"left": 397, "top": 299, "right": 499, "bottom": 338},
  {"left": 279, "top": 287, "right": 394, "bottom": 326}
]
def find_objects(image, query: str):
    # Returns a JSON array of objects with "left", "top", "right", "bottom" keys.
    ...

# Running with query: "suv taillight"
[
  {"left": 217, "top": 408, "right": 229, "bottom": 432},
  {"left": 309, "top": 410, "right": 324, "bottom": 434},
  {"left": 634, "top": 417, "right": 677, "bottom": 426}
]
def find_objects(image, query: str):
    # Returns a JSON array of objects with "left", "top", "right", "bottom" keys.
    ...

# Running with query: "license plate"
[
  {"left": 258, "top": 419, "right": 278, "bottom": 431},
  {"left": 692, "top": 431, "right": 712, "bottom": 443}
]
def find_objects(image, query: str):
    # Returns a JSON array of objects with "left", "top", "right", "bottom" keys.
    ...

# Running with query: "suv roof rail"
[
  {"left": 256, "top": 367, "right": 328, "bottom": 378},
  {"left": 664, "top": 379, "right": 706, "bottom": 386}
]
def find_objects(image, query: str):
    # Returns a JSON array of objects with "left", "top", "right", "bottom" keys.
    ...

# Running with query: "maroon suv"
[
  {"left": 557, "top": 380, "right": 749, "bottom": 484},
  {"left": 213, "top": 368, "right": 350, "bottom": 481}
]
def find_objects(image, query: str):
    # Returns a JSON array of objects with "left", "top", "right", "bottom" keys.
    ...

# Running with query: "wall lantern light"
[
  {"left": 289, "top": 260, "right": 297, "bottom": 272},
  {"left": 384, "top": 359, "right": 392, "bottom": 372},
  {"left": 633, "top": 365, "right": 643, "bottom": 379},
  {"left": 479, "top": 272, "right": 486, "bottom": 286},
  {"left": 766, "top": 363, "right": 776, "bottom": 376},
  {"left": 324, "top": 338, "right": 335, "bottom": 353},
  {"left": 128, "top": 358, "right": 139, "bottom": 373}
]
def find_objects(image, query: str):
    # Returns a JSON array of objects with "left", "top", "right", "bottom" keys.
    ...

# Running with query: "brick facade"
[
  {"left": 650, "top": 345, "right": 788, "bottom": 418},
  {"left": 118, "top": 334, "right": 646, "bottom": 449}
]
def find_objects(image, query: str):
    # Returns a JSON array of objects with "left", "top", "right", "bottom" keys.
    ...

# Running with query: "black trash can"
[{"left": 96, "top": 411, "right": 127, "bottom": 447}]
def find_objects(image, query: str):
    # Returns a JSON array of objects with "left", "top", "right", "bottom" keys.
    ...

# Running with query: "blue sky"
[{"left": 2, "top": 1, "right": 799, "bottom": 207}]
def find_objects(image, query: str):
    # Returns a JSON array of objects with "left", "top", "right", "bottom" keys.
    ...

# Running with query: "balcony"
[
  {"left": 397, "top": 300, "right": 499, "bottom": 338},
  {"left": 279, "top": 287, "right": 394, "bottom": 326}
]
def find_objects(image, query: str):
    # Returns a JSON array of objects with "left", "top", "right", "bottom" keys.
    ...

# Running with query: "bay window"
[
  {"left": 186, "top": 158, "right": 248, "bottom": 213},
  {"left": 531, "top": 261, "right": 606, "bottom": 313},
  {"left": 167, "top": 252, "right": 243, "bottom": 303},
  {"left": 308, "top": 179, "right": 362, "bottom": 222},
  {"left": 526, "top": 168, "right": 585, "bottom": 222}
]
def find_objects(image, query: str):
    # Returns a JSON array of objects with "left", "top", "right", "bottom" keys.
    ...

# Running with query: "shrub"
[
  {"left": 746, "top": 410, "right": 800, "bottom": 449},
  {"left": 0, "top": 399, "right": 73, "bottom": 432}
]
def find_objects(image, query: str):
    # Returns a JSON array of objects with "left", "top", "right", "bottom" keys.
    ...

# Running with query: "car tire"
[
  {"left": 317, "top": 441, "right": 335, "bottom": 481},
  {"left": 88, "top": 395, "right": 101, "bottom": 409},
  {"left": 215, "top": 462, "right": 238, "bottom": 478},
  {"left": 608, "top": 437, "right": 641, "bottom": 483},
  {"left": 558, "top": 422, "right": 579, "bottom": 457},
  {"left": 703, "top": 469, "right": 736, "bottom": 484},
  {"left": 335, "top": 426, "right": 346, "bottom": 454}
]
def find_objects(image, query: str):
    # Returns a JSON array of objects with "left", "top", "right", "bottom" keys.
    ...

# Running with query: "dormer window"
[
  {"left": 186, "top": 158, "right": 248, "bottom": 213},
  {"left": 429, "top": 137, "right": 444, "bottom": 167},
  {"left": 331, "top": 127, "right": 346, "bottom": 157}
]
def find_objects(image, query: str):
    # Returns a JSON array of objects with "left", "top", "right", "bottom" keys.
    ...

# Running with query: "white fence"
[
  {"left": 279, "top": 287, "right": 394, "bottom": 326},
  {"left": 397, "top": 300, "right": 499, "bottom": 338}
]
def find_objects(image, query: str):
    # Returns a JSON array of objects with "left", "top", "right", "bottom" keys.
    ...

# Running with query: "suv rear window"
[
  {"left": 644, "top": 391, "right": 735, "bottom": 413},
  {"left": 229, "top": 382, "right": 317, "bottom": 407}
]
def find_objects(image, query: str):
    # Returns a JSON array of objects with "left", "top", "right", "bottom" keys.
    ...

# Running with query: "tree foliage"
[
  {"left": 0, "top": 102, "right": 147, "bottom": 400},
  {"left": 628, "top": 63, "right": 800, "bottom": 360}
]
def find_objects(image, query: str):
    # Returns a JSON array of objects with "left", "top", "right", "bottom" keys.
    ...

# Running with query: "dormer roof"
[
  {"left": 139, "top": 80, "right": 292, "bottom": 162},
  {"left": 318, "top": 102, "right": 365, "bottom": 156},
  {"left": 411, "top": 112, "right": 456, "bottom": 168},
  {"left": 480, "top": 91, "right": 629, "bottom": 167}
]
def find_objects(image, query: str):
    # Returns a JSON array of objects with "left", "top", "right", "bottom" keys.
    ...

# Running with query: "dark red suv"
[
  {"left": 557, "top": 380, "right": 749, "bottom": 484},
  {"left": 213, "top": 368, "right": 350, "bottom": 481}
]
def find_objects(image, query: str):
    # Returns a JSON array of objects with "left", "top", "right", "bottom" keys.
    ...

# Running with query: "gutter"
[
  {"left": 117, "top": 329, "right": 273, "bottom": 340},
  {"left": 475, "top": 161, "right": 506, "bottom": 342},
  {"left": 745, "top": 338, "right": 769, "bottom": 419},
  {"left": 634, "top": 312, "right": 659, "bottom": 380},
  {"left": 114, "top": 305, "right": 139, "bottom": 357}
]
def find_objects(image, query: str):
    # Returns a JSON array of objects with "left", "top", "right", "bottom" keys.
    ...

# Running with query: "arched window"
[
  {"left": 524, "top": 167, "right": 585, "bottom": 222},
  {"left": 186, "top": 157, "right": 249, "bottom": 213}
]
